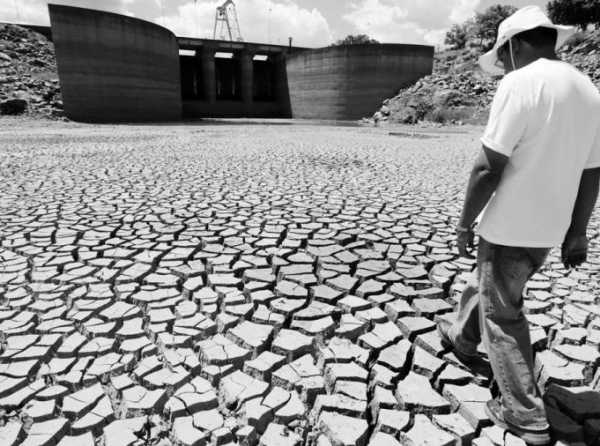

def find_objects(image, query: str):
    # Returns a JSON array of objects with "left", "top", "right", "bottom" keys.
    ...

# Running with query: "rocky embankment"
[
  {"left": 370, "top": 30, "right": 600, "bottom": 125},
  {"left": 0, "top": 24, "right": 63, "bottom": 119}
]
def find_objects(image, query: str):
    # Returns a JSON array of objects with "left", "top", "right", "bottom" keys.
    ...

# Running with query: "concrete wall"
[
  {"left": 286, "top": 44, "right": 434, "bottom": 120},
  {"left": 48, "top": 4, "right": 181, "bottom": 122}
]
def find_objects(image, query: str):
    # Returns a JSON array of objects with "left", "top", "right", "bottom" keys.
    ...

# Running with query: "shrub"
[
  {"left": 332, "top": 34, "right": 379, "bottom": 46},
  {"left": 548, "top": 0, "right": 600, "bottom": 30},
  {"left": 472, "top": 4, "right": 518, "bottom": 51},
  {"left": 445, "top": 23, "right": 470, "bottom": 49}
]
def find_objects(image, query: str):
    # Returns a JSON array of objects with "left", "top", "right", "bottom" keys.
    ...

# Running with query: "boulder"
[{"left": 0, "top": 98, "right": 27, "bottom": 115}]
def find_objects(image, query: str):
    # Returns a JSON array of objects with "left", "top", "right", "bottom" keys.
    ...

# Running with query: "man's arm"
[
  {"left": 457, "top": 146, "right": 508, "bottom": 257},
  {"left": 562, "top": 167, "right": 600, "bottom": 267}
]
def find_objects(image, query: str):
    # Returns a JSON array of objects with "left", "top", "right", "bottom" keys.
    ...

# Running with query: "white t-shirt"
[{"left": 479, "top": 58, "right": 600, "bottom": 248}]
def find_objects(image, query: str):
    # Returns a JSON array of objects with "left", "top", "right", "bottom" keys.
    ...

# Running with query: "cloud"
[
  {"left": 341, "top": 0, "right": 407, "bottom": 33},
  {"left": 423, "top": 29, "right": 451, "bottom": 47},
  {"left": 0, "top": 0, "right": 332, "bottom": 47},
  {"left": 342, "top": 0, "right": 551, "bottom": 46},
  {"left": 450, "top": 0, "right": 482, "bottom": 23},
  {"left": 0, "top": 0, "right": 138, "bottom": 25},
  {"left": 158, "top": 0, "right": 333, "bottom": 48},
  {"left": 343, "top": 0, "right": 482, "bottom": 46},
  {"left": 0, "top": 0, "right": 50, "bottom": 25},
  {"left": 1, "top": 0, "right": 551, "bottom": 48},
  {"left": 477, "top": 0, "right": 548, "bottom": 12}
]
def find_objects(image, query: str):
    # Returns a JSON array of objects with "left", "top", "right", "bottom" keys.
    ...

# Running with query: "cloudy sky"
[{"left": 1, "top": 0, "right": 549, "bottom": 47}]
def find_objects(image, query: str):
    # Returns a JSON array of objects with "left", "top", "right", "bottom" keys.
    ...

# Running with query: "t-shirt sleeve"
[
  {"left": 585, "top": 123, "right": 600, "bottom": 169},
  {"left": 480, "top": 75, "right": 529, "bottom": 157}
]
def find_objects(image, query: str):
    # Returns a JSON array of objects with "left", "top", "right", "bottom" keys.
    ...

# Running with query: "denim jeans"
[{"left": 449, "top": 237, "right": 550, "bottom": 429}]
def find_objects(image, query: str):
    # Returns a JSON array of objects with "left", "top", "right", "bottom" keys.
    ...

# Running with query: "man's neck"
[{"left": 517, "top": 49, "right": 558, "bottom": 69}]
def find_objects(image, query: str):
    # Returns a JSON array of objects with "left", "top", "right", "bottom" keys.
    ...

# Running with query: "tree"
[
  {"left": 472, "top": 4, "right": 518, "bottom": 50},
  {"left": 548, "top": 0, "right": 600, "bottom": 30},
  {"left": 445, "top": 23, "right": 470, "bottom": 49},
  {"left": 332, "top": 34, "right": 379, "bottom": 46}
]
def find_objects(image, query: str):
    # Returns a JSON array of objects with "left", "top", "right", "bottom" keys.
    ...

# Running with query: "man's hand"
[
  {"left": 457, "top": 227, "right": 475, "bottom": 258},
  {"left": 561, "top": 232, "right": 588, "bottom": 269},
  {"left": 563, "top": 168, "right": 600, "bottom": 269}
]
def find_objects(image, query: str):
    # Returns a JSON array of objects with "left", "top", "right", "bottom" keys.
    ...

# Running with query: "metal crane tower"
[{"left": 213, "top": 0, "right": 243, "bottom": 42}]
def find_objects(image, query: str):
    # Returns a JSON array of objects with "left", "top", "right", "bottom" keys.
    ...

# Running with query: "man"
[{"left": 437, "top": 6, "right": 600, "bottom": 446}]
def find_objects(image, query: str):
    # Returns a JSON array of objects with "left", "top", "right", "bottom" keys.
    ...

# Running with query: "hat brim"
[{"left": 478, "top": 24, "right": 577, "bottom": 75}]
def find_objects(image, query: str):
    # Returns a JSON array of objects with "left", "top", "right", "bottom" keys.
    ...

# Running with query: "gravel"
[{"left": 0, "top": 24, "right": 63, "bottom": 119}]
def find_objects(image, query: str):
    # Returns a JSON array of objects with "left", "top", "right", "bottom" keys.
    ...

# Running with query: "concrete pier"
[
  {"left": 285, "top": 44, "right": 435, "bottom": 120},
  {"left": 48, "top": 4, "right": 182, "bottom": 122}
]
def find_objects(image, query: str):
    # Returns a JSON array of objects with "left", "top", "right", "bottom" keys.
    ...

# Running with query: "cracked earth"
[{"left": 0, "top": 119, "right": 599, "bottom": 446}]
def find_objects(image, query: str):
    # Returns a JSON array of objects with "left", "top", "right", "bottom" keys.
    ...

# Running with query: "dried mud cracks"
[{"left": 0, "top": 123, "right": 599, "bottom": 446}]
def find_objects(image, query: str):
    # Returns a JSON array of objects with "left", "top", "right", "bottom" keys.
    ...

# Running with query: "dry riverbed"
[{"left": 0, "top": 118, "right": 599, "bottom": 446}]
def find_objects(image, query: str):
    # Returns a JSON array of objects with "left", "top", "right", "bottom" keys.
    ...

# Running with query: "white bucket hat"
[{"left": 479, "top": 5, "right": 576, "bottom": 75}]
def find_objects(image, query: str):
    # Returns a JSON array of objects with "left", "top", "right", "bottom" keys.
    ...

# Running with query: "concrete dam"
[{"left": 47, "top": 4, "right": 434, "bottom": 122}]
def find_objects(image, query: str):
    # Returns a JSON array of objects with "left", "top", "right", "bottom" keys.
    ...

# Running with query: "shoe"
[
  {"left": 485, "top": 399, "right": 551, "bottom": 446},
  {"left": 437, "top": 319, "right": 479, "bottom": 365}
]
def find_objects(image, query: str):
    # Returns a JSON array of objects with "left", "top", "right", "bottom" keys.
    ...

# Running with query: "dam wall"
[
  {"left": 49, "top": 4, "right": 182, "bottom": 122},
  {"left": 285, "top": 44, "right": 434, "bottom": 120}
]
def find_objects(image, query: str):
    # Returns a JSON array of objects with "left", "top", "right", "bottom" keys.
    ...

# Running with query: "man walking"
[{"left": 438, "top": 6, "right": 600, "bottom": 445}]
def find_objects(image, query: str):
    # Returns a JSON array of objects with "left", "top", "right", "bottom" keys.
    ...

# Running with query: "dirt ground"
[{"left": 0, "top": 118, "right": 599, "bottom": 446}]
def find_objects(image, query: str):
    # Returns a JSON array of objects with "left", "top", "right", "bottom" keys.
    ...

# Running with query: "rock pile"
[
  {"left": 371, "top": 48, "right": 499, "bottom": 126},
  {"left": 561, "top": 29, "right": 600, "bottom": 87},
  {"left": 370, "top": 30, "right": 600, "bottom": 126},
  {"left": 0, "top": 23, "right": 63, "bottom": 119}
]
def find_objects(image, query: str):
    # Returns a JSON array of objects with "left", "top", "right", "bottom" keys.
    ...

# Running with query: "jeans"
[{"left": 449, "top": 237, "right": 550, "bottom": 429}]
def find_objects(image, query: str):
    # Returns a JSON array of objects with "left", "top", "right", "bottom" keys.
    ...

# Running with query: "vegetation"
[
  {"left": 332, "top": 34, "right": 379, "bottom": 46},
  {"left": 547, "top": 0, "right": 600, "bottom": 30},
  {"left": 444, "top": 4, "right": 518, "bottom": 51},
  {"left": 472, "top": 4, "right": 517, "bottom": 50},
  {"left": 444, "top": 23, "right": 471, "bottom": 50}
]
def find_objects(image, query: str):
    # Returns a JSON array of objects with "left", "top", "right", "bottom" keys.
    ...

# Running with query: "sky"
[{"left": 1, "top": 0, "right": 550, "bottom": 48}]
